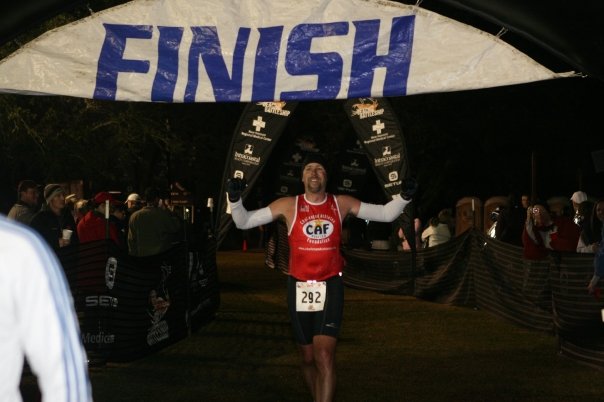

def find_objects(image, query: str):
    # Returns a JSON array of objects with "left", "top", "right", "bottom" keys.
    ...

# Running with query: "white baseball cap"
[
  {"left": 570, "top": 191, "right": 587, "bottom": 203},
  {"left": 125, "top": 193, "right": 142, "bottom": 203}
]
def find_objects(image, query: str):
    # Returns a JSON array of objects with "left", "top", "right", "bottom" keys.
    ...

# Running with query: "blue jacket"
[{"left": 595, "top": 226, "right": 604, "bottom": 278}]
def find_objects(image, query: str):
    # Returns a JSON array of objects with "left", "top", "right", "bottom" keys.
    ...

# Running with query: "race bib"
[{"left": 296, "top": 281, "right": 326, "bottom": 312}]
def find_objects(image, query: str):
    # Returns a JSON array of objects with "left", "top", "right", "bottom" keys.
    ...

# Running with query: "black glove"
[
  {"left": 401, "top": 177, "right": 418, "bottom": 200},
  {"left": 226, "top": 177, "right": 247, "bottom": 202}
]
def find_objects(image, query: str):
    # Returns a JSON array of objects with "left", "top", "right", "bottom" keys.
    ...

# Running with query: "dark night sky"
[
  {"left": 397, "top": 77, "right": 604, "bottom": 201},
  {"left": 260, "top": 76, "right": 603, "bottom": 220}
]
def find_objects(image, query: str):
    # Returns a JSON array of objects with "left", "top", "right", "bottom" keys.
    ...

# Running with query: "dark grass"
[{"left": 23, "top": 250, "right": 604, "bottom": 401}]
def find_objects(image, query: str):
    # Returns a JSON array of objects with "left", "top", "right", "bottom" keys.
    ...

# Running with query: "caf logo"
[{"left": 304, "top": 219, "right": 333, "bottom": 240}]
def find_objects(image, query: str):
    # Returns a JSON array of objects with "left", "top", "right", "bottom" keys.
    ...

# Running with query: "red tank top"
[{"left": 288, "top": 194, "right": 344, "bottom": 281}]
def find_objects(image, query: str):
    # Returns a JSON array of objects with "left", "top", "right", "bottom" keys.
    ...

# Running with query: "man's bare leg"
[
  {"left": 313, "top": 335, "right": 337, "bottom": 402},
  {"left": 299, "top": 344, "right": 317, "bottom": 398}
]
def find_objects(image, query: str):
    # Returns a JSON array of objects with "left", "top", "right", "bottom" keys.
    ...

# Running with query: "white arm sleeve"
[
  {"left": 356, "top": 195, "right": 410, "bottom": 222},
  {"left": 229, "top": 199, "right": 274, "bottom": 229}
]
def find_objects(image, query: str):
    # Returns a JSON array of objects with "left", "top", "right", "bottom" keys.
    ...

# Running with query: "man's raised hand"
[
  {"left": 401, "top": 177, "right": 418, "bottom": 201},
  {"left": 227, "top": 177, "right": 247, "bottom": 202}
]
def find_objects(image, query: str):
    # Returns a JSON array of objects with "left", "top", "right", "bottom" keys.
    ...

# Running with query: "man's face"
[
  {"left": 521, "top": 195, "right": 529, "bottom": 209},
  {"left": 49, "top": 192, "right": 66, "bottom": 214},
  {"left": 572, "top": 200, "right": 580, "bottom": 212},
  {"left": 21, "top": 188, "right": 39, "bottom": 207},
  {"left": 127, "top": 200, "right": 138, "bottom": 209},
  {"left": 302, "top": 163, "right": 326, "bottom": 193}
]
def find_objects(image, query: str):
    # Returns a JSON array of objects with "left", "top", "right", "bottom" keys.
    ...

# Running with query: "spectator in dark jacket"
[
  {"left": 495, "top": 193, "right": 525, "bottom": 246},
  {"left": 30, "top": 184, "right": 79, "bottom": 251},
  {"left": 588, "top": 199, "right": 604, "bottom": 294},
  {"left": 127, "top": 187, "right": 182, "bottom": 257}
]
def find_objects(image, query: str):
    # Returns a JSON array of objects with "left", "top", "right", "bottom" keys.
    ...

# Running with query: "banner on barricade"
[{"left": 59, "top": 240, "right": 219, "bottom": 362}]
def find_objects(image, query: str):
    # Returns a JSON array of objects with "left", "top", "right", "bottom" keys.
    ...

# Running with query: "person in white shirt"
[
  {"left": 0, "top": 216, "right": 92, "bottom": 402},
  {"left": 421, "top": 216, "right": 451, "bottom": 247}
]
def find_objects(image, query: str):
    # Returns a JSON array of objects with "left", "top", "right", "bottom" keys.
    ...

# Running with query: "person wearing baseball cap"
[
  {"left": 77, "top": 192, "right": 122, "bottom": 246},
  {"left": 125, "top": 193, "right": 143, "bottom": 211},
  {"left": 7, "top": 179, "right": 40, "bottom": 225},
  {"left": 570, "top": 191, "right": 589, "bottom": 226},
  {"left": 30, "top": 184, "right": 79, "bottom": 251},
  {"left": 571, "top": 191, "right": 588, "bottom": 206},
  {"left": 225, "top": 152, "right": 417, "bottom": 402}
]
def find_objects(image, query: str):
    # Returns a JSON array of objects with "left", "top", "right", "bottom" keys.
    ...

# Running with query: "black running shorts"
[{"left": 287, "top": 274, "right": 344, "bottom": 345}]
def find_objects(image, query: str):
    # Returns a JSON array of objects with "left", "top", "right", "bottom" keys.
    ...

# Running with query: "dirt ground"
[{"left": 21, "top": 250, "right": 604, "bottom": 401}]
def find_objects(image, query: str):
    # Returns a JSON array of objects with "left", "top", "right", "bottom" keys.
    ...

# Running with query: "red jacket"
[
  {"left": 77, "top": 210, "right": 120, "bottom": 245},
  {"left": 522, "top": 216, "right": 580, "bottom": 260}
]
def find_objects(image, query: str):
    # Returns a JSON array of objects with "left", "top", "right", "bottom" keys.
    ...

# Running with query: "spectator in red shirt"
[
  {"left": 522, "top": 200, "right": 581, "bottom": 260},
  {"left": 77, "top": 192, "right": 121, "bottom": 246}
]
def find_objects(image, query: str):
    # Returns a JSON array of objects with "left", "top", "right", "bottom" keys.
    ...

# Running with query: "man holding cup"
[{"left": 30, "top": 184, "right": 79, "bottom": 251}]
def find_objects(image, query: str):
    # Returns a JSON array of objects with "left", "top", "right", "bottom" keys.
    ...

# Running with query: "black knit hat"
[
  {"left": 44, "top": 184, "right": 64, "bottom": 204},
  {"left": 302, "top": 153, "right": 328, "bottom": 173}
]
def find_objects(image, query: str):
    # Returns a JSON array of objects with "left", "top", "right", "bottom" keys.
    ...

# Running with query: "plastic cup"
[{"left": 62, "top": 229, "right": 73, "bottom": 240}]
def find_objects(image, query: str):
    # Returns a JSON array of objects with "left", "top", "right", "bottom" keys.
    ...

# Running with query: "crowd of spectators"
[
  {"left": 490, "top": 190, "right": 603, "bottom": 294},
  {"left": 3, "top": 179, "right": 602, "bottom": 293},
  {"left": 351, "top": 187, "right": 603, "bottom": 298},
  {"left": 3, "top": 180, "right": 183, "bottom": 258}
]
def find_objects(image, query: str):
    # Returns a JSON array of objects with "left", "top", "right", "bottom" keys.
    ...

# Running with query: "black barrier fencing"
[
  {"left": 58, "top": 239, "right": 220, "bottom": 365},
  {"left": 335, "top": 230, "right": 604, "bottom": 370}
]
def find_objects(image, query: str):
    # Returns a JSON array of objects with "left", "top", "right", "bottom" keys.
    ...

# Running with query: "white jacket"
[
  {"left": 421, "top": 223, "right": 452, "bottom": 247},
  {"left": 0, "top": 217, "right": 92, "bottom": 402}
]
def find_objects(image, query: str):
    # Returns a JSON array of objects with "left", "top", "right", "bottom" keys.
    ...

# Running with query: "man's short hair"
[
  {"left": 144, "top": 187, "right": 160, "bottom": 203},
  {"left": 17, "top": 180, "right": 37, "bottom": 193}
]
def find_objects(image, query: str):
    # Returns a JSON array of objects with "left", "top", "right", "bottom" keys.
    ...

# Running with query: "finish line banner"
[{"left": 0, "top": 0, "right": 569, "bottom": 102}]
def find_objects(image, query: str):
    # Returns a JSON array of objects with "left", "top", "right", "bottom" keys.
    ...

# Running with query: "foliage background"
[{"left": 1, "top": 0, "right": 603, "bottom": 223}]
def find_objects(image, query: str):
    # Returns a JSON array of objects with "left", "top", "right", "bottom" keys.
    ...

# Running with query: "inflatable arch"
[{"left": 1, "top": 0, "right": 602, "bottom": 371}]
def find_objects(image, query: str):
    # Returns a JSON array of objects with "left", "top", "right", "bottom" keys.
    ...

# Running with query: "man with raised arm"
[{"left": 227, "top": 153, "right": 416, "bottom": 402}]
